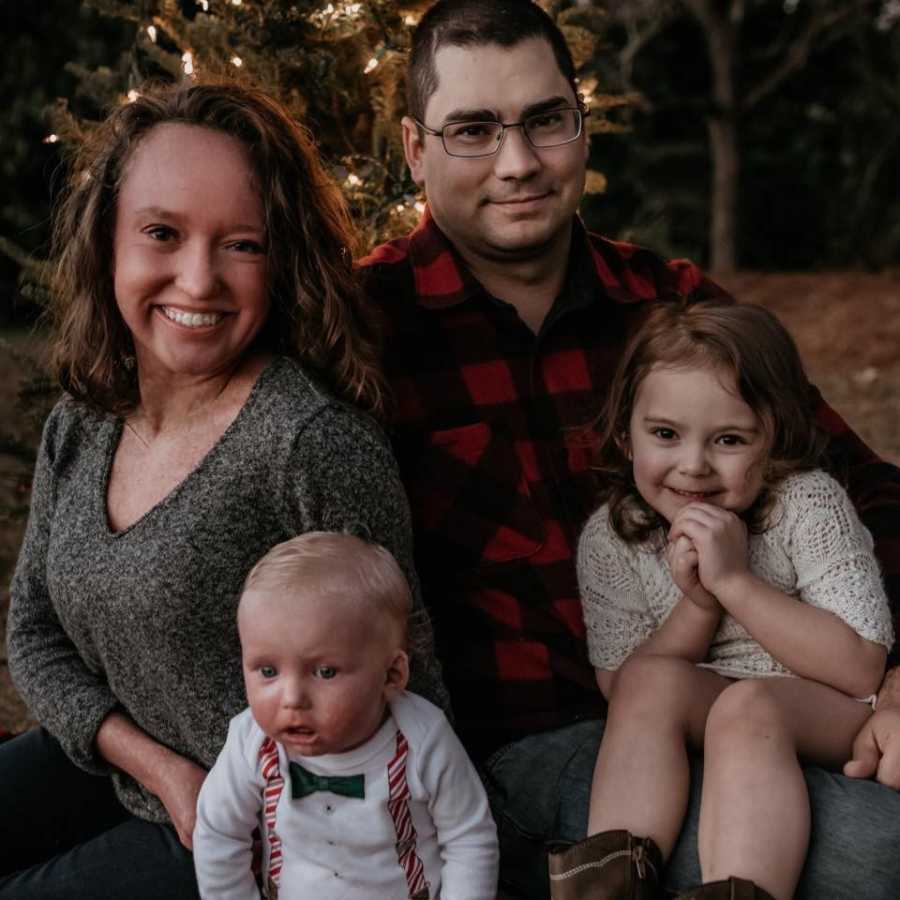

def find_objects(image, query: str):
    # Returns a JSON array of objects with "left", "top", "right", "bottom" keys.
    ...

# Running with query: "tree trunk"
[
  {"left": 708, "top": 113, "right": 739, "bottom": 273},
  {"left": 697, "top": 3, "right": 741, "bottom": 274}
]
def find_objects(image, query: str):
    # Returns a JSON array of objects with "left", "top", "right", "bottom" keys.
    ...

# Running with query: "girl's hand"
[
  {"left": 666, "top": 534, "right": 720, "bottom": 612},
  {"left": 668, "top": 502, "right": 750, "bottom": 600},
  {"left": 152, "top": 754, "right": 208, "bottom": 850}
]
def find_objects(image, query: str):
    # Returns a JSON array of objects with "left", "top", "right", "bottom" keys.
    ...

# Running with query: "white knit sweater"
[{"left": 578, "top": 470, "right": 894, "bottom": 678}]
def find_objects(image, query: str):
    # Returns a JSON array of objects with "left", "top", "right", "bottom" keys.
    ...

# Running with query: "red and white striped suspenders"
[{"left": 257, "top": 729, "right": 430, "bottom": 900}]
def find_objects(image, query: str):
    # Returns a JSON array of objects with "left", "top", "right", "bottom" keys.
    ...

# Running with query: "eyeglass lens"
[{"left": 442, "top": 109, "right": 582, "bottom": 157}]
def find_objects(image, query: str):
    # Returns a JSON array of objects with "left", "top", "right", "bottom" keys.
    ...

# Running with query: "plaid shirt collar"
[
  {"left": 405, "top": 206, "right": 674, "bottom": 319},
  {"left": 406, "top": 207, "right": 598, "bottom": 314}
]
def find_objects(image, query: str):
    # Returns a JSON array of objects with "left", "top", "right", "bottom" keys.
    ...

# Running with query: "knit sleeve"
[
  {"left": 7, "top": 402, "right": 119, "bottom": 773},
  {"left": 577, "top": 507, "right": 656, "bottom": 670},
  {"left": 282, "top": 403, "right": 449, "bottom": 712},
  {"left": 785, "top": 471, "right": 894, "bottom": 649}
]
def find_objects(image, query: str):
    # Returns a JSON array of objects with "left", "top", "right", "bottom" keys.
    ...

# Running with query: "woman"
[{"left": 0, "top": 81, "right": 443, "bottom": 898}]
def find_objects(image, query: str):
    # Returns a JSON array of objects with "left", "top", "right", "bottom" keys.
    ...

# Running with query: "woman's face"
[{"left": 112, "top": 123, "right": 270, "bottom": 381}]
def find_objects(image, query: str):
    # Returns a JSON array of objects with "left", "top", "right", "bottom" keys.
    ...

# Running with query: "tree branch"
[{"left": 744, "top": 0, "right": 877, "bottom": 112}]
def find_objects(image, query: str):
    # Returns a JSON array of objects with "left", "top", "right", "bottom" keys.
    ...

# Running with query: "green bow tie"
[{"left": 289, "top": 762, "right": 365, "bottom": 800}]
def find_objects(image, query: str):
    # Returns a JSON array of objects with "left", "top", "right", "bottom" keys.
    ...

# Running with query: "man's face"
[{"left": 403, "top": 37, "right": 588, "bottom": 263}]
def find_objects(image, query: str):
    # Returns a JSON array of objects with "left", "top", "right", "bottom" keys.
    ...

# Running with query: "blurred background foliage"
[{"left": 2, "top": 0, "right": 900, "bottom": 323}]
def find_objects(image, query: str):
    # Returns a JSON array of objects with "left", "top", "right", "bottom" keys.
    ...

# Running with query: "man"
[{"left": 360, "top": 1, "right": 900, "bottom": 896}]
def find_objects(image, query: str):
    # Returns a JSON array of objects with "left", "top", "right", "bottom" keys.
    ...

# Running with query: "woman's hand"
[
  {"left": 95, "top": 710, "right": 208, "bottom": 850},
  {"left": 154, "top": 754, "right": 208, "bottom": 849},
  {"left": 668, "top": 502, "right": 750, "bottom": 601},
  {"left": 666, "top": 534, "right": 720, "bottom": 612}
]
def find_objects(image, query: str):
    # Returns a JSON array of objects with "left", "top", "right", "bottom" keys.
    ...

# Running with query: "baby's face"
[{"left": 239, "top": 587, "right": 407, "bottom": 756}]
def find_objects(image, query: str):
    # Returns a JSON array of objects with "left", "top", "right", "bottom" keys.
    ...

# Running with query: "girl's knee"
[
  {"left": 609, "top": 655, "right": 699, "bottom": 717},
  {"left": 705, "top": 679, "right": 790, "bottom": 751}
]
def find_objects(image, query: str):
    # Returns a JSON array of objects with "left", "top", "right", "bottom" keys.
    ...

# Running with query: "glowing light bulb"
[
  {"left": 127, "top": 89, "right": 141, "bottom": 102},
  {"left": 414, "top": 201, "right": 426, "bottom": 214},
  {"left": 147, "top": 25, "right": 157, "bottom": 42},
  {"left": 43, "top": 134, "right": 60, "bottom": 144},
  {"left": 364, "top": 57, "right": 378, "bottom": 74},
  {"left": 231, "top": 56, "right": 243, "bottom": 67},
  {"left": 199, "top": 0, "right": 209, "bottom": 9},
  {"left": 182, "top": 51, "right": 195, "bottom": 75},
  {"left": 345, "top": 173, "right": 362, "bottom": 187}
]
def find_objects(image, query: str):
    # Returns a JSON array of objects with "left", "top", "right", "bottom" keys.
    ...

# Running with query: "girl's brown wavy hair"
[
  {"left": 593, "top": 299, "right": 828, "bottom": 543},
  {"left": 50, "top": 80, "right": 385, "bottom": 418}
]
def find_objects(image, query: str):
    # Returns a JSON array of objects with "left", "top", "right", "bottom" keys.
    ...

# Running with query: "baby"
[{"left": 193, "top": 532, "right": 498, "bottom": 899}]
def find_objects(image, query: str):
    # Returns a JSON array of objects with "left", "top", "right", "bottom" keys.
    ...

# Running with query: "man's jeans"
[
  {"left": 483, "top": 718, "right": 900, "bottom": 899},
  {"left": 0, "top": 728, "right": 200, "bottom": 899}
]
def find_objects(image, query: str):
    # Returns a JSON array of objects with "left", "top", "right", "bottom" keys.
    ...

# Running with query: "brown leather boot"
[
  {"left": 678, "top": 877, "right": 776, "bottom": 899},
  {"left": 547, "top": 829, "right": 664, "bottom": 899}
]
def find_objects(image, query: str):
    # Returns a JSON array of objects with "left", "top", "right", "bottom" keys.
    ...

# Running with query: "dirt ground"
[{"left": 1, "top": 271, "right": 898, "bottom": 732}]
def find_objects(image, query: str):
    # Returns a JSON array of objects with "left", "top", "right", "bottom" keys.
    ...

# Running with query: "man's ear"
[
  {"left": 401, "top": 116, "right": 427, "bottom": 187},
  {"left": 384, "top": 649, "right": 410, "bottom": 699}
]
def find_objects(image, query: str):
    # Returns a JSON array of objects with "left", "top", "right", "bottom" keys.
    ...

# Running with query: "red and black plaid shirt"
[{"left": 361, "top": 211, "right": 900, "bottom": 761}]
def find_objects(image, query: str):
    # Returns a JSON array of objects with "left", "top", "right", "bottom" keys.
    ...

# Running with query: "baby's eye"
[
  {"left": 716, "top": 434, "right": 746, "bottom": 446},
  {"left": 314, "top": 665, "right": 337, "bottom": 680},
  {"left": 259, "top": 665, "right": 277, "bottom": 679},
  {"left": 651, "top": 427, "right": 677, "bottom": 440}
]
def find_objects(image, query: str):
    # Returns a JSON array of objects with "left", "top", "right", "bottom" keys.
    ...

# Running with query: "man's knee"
[{"left": 798, "top": 767, "right": 900, "bottom": 899}]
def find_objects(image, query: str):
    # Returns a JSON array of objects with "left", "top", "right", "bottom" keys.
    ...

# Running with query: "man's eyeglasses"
[{"left": 414, "top": 107, "right": 588, "bottom": 159}]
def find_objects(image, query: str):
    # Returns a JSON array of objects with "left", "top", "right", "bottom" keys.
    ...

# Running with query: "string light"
[
  {"left": 364, "top": 57, "right": 378, "bottom": 74},
  {"left": 43, "top": 134, "right": 60, "bottom": 144},
  {"left": 147, "top": 25, "right": 157, "bottom": 42},
  {"left": 127, "top": 89, "right": 141, "bottom": 102},
  {"left": 231, "top": 0, "right": 242, "bottom": 5},
  {"left": 182, "top": 51, "right": 195, "bottom": 75},
  {"left": 404, "top": 14, "right": 419, "bottom": 26},
  {"left": 231, "top": 56, "right": 243, "bottom": 67},
  {"left": 199, "top": 0, "right": 209, "bottom": 8},
  {"left": 345, "top": 173, "right": 362, "bottom": 187},
  {"left": 414, "top": 201, "right": 426, "bottom": 214}
]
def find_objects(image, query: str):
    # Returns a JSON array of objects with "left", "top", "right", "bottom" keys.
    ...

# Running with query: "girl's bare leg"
[
  {"left": 588, "top": 655, "right": 729, "bottom": 857},
  {"left": 699, "top": 677, "right": 872, "bottom": 900}
]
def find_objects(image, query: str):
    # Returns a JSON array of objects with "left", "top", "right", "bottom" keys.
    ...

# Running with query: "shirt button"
[{"left": 325, "top": 804, "right": 333, "bottom": 813}]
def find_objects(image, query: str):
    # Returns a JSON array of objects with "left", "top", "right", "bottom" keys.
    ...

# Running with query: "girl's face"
[
  {"left": 628, "top": 363, "right": 771, "bottom": 524},
  {"left": 112, "top": 123, "right": 270, "bottom": 382}
]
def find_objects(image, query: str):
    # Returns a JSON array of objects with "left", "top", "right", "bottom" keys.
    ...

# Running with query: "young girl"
[{"left": 549, "top": 300, "right": 894, "bottom": 900}]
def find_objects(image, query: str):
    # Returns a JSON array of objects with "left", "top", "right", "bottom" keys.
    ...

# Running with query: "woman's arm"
[
  {"left": 7, "top": 405, "right": 120, "bottom": 772},
  {"left": 95, "top": 711, "right": 207, "bottom": 850}
]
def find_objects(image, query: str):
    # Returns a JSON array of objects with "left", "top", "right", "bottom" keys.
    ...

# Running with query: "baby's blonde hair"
[{"left": 240, "top": 532, "right": 412, "bottom": 643}]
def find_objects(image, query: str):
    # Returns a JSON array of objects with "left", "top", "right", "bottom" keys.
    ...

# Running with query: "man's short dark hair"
[{"left": 407, "top": 0, "right": 578, "bottom": 122}]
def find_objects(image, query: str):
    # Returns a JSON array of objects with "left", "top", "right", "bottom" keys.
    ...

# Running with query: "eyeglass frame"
[{"left": 412, "top": 105, "right": 589, "bottom": 159}]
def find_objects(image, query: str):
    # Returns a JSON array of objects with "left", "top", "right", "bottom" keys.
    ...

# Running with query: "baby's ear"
[
  {"left": 615, "top": 430, "right": 632, "bottom": 460},
  {"left": 384, "top": 649, "right": 410, "bottom": 699}
]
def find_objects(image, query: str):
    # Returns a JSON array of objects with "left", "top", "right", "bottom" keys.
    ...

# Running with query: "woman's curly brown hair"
[
  {"left": 50, "top": 79, "right": 385, "bottom": 418},
  {"left": 592, "top": 299, "right": 828, "bottom": 543}
]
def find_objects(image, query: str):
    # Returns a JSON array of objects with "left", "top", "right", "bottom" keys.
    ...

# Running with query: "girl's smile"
[{"left": 628, "top": 363, "right": 771, "bottom": 524}]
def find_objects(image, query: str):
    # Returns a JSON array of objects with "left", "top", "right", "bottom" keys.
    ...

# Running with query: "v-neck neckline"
[{"left": 100, "top": 356, "right": 283, "bottom": 538}]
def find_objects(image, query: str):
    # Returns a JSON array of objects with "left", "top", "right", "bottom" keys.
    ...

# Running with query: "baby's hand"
[
  {"left": 668, "top": 502, "right": 749, "bottom": 598},
  {"left": 666, "top": 534, "right": 719, "bottom": 612}
]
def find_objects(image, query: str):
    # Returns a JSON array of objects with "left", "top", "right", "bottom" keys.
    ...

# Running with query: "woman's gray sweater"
[{"left": 7, "top": 356, "right": 445, "bottom": 823}]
